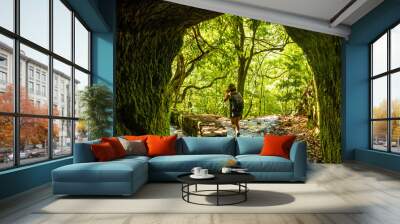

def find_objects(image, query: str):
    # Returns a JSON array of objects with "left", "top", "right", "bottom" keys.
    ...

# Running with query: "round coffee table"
[{"left": 177, "top": 173, "right": 255, "bottom": 206}]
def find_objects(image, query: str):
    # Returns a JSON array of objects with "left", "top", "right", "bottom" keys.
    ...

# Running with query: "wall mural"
[{"left": 116, "top": 0, "right": 342, "bottom": 163}]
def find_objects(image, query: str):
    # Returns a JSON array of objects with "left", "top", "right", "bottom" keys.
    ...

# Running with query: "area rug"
[{"left": 37, "top": 183, "right": 361, "bottom": 214}]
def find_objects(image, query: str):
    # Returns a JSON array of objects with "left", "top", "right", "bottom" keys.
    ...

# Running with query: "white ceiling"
[
  {"left": 165, "top": 0, "right": 384, "bottom": 38},
  {"left": 229, "top": 0, "right": 352, "bottom": 22}
]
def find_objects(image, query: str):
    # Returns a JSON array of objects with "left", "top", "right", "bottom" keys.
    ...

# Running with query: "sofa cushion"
[
  {"left": 101, "top": 137, "right": 127, "bottom": 158},
  {"left": 118, "top": 137, "right": 147, "bottom": 156},
  {"left": 53, "top": 159, "right": 147, "bottom": 183},
  {"left": 260, "top": 135, "right": 296, "bottom": 159},
  {"left": 236, "top": 137, "right": 264, "bottom": 155},
  {"left": 147, "top": 135, "right": 177, "bottom": 157},
  {"left": 91, "top": 142, "right": 118, "bottom": 161},
  {"left": 236, "top": 155, "right": 293, "bottom": 172},
  {"left": 149, "top": 154, "right": 235, "bottom": 172},
  {"left": 115, "top": 155, "right": 150, "bottom": 163},
  {"left": 177, "top": 137, "right": 236, "bottom": 155}
]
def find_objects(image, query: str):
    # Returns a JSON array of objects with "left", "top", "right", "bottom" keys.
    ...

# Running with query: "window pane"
[
  {"left": 0, "top": 34, "right": 14, "bottom": 112},
  {"left": 0, "top": 0, "right": 14, "bottom": 31},
  {"left": 372, "top": 33, "right": 387, "bottom": 76},
  {"left": 20, "top": 0, "right": 49, "bottom": 48},
  {"left": 74, "top": 69, "right": 89, "bottom": 117},
  {"left": 53, "top": 0, "right": 72, "bottom": 60},
  {"left": 53, "top": 59, "right": 72, "bottom": 117},
  {"left": 372, "top": 76, "right": 387, "bottom": 119},
  {"left": 0, "top": 116, "right": 14, "bottom": 170},
  {"left": 20, "top": 117, "right": 49, "bottom": 165},
  {"left": 74, "top": 18, "right": 89, "bottom": 70},
  {"left": 53, "top": 119, "right": 72, "bottom": 157},
  {"left": 391, "top": 24, "right": 400, "bottom": 70},
  {"left": 391, "top": 120, "right": 400, "bottom": 153},
  {"left": 75, "top": 120, "right": 88, "bottom": 143},
  {"left": 372, "top": 121, "right": 388, "bottom": 151},
  {"left": 391, "top": 72, "right": 400, "bottom": 118},
  {"left": 20, "top": 44, "right": 49, "bottom": 115}
]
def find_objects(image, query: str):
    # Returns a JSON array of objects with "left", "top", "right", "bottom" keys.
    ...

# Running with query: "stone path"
[{"left": 170, "top": 115, "right": 280, "bottom": 137}]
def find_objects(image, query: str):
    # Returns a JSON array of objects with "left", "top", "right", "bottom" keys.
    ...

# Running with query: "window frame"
[
  {"left": 0, "top": 0, "right": 92, "bottom": 171},
  {"left": 370, "top": 21, "right": 400, "bottom": 154}
]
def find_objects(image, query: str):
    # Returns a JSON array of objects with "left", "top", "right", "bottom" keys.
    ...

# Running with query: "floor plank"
[{"left": 1, "top": 162, "right": 400, "bottom": 224}]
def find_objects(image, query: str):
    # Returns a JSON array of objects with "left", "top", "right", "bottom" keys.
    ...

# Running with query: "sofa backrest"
[
  {"left": 73, "top": 139, "right": 100, "bottom": 163},
  {"left": 177, "top": 137, "right": 236, "bottom": 155},
  {"left": 235, "top": 137, "right": 264, "bottom": 155}
]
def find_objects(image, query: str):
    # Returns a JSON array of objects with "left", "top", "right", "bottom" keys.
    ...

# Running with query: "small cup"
[
  {"left": 191, "top": 167, "right": 202, "bottom": 176},
  {"left": 221, "top": 167, "right": 232, "bottom": 174},
  {"left": 199, "top": 169, "right": 208, "bottom": 176}
]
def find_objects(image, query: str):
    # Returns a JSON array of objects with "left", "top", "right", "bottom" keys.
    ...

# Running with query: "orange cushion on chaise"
[
  {"left": 260, "top": 135, "right": 296, "bottom": 159},
  {"left": 91, "top": 142, "right": 118, "bottom": 161},
  {"left": 101, "top": 137, "right": 127, "bottom": 158},
  {"left": 146, "top": 135, "right": 177, "bottom": 157}
]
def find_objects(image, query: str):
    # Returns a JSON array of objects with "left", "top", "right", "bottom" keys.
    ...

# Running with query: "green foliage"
[
  {"left": 80, "top": 84, "right": 113, "bottom": 140},
  {"left": 172, "top": 15, "right": 314, "bottom": 118}
]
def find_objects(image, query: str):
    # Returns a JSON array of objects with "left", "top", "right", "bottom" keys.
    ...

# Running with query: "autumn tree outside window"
[{"left": 0, "top": 0, "right": 91, "bottom": 170}]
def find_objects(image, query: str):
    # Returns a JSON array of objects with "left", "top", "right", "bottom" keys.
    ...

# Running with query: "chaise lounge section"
[{"left": 52, "top": 137, "right": 307, "bottom": 196}]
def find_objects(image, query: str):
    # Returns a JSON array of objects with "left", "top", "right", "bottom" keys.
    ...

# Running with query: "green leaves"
[{"left": 172, "top": 14, "right": 311, "bottom": 118}]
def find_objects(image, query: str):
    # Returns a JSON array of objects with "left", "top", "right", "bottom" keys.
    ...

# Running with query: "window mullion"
[
  {"left": 48, "top": 0, "right": 54, "bottom": 160},
  {"left": 370, "top": 45, "right": 373, "bottom": 149},
  {"left": 388, "top": 30, "right": 391, "bottom": 153},
  {"left": 13, "top": 0, "right": 20, "bottom": 167},
  {"left": 71, "top": 10, "right": 76, "bottom": 155}
]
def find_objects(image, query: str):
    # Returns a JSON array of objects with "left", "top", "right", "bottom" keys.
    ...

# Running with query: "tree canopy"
[{"left": 171, "top": 15, "right": 314, "bottom": 119}]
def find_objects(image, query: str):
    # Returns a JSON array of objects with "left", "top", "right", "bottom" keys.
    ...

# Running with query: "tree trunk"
[
  {"left": 237, "top": 57, "right": 247, "bottom": 96},
  {"left": 285, "top": 27, "right": 342, "bottom": 163},
  {"left": 116, "top": 0, "right": 220, "bottom": 135}
]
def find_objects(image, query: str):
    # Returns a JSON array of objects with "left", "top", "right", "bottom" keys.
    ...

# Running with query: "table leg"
[
  {"left": 195, "top": 184, "right": 198, "bottom": 192},
  {"left": 187, "top": 184, "right": 190, "bottom": 202},
  {"left": 245, "top": 183, "right": 247, "bottom": 201},
  {"left": 181, "top": 184, "right": 183, "bottom": 199},
  {"left": 217, "top": 184, "right": 219, "bottom": 206}
]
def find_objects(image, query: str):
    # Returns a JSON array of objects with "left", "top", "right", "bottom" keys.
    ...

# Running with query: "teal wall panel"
[{"left": 344, "top": 0, "right": 400, "bottom": 171}]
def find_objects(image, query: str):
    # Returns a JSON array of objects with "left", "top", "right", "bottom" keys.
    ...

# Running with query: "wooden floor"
[{"left": 1, "top": 162, "right": 400, "bottom": 224}]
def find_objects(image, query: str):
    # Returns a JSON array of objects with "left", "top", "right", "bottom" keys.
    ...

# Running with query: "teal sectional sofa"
[{"left": 52, "top": 137, "right": 307, "bottom": 196}]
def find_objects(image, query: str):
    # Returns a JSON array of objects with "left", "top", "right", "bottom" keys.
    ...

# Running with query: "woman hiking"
[{"left": 224, "top": 84, "right": 244, "bottom": 137}]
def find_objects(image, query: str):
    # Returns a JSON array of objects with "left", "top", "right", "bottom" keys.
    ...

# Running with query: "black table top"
[{"left": 177, "top": 172, "right": 255, "bottom": 185}]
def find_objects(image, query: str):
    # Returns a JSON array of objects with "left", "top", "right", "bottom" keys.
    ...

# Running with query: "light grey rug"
[{"left": 38, "top": 183, "right": 362, "bottom": 214}]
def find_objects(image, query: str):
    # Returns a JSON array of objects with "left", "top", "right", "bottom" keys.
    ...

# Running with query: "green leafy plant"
[{"left": 79, "top": 84, "right": 113, "bottom": 140}]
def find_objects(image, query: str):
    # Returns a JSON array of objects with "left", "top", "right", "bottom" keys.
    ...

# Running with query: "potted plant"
[{"left": 79, "top": 84, "right": 113, "bottom": 140}]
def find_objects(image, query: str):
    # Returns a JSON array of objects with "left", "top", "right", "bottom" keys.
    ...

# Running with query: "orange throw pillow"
[
  {"left": 101, "top": 137, "right": 127, "bottom": 158},
  {"left": 260, "top": 135, "right": 296, "bottom": 159},
  {"left": 91, "top": 142, "right": 117, "bottom": 161},
  {"left": 146, "top": 135, "right": 177, "bottom": 157},
  {"left": 124, "top": 135, "right": 148, "bottom": 141}
]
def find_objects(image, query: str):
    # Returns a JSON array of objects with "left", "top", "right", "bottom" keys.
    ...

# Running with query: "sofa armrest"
[
  {"left": 289, "top": 141, "right": 307, "bottom": 181},
  {"left": 73, "top": 141, "right": 99, "bottom": 163}
]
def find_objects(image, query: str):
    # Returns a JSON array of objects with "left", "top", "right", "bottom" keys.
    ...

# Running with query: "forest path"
[
  {"left": 219, "top": 115, "right": 279, "bottom": 137},
  {"left": 170, "top": 115, "right": 279, "bottom": 137}
]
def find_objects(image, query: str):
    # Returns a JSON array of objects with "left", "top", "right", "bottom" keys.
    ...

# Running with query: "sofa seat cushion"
[
  {"left": 53, "top": 159, "right": 147, "bottom": 183},
  {"left": 149, "top": 154, "right": 235, "bottom": 172},
  {"left": 236, "top": 155, "right": 293, "bottom": 172},
  {"left": 117, "top": 155, "right": 150, "bottom": 162}
]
